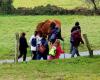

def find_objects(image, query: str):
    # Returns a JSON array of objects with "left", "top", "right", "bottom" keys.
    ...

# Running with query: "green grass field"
[
  {"left": 13, "top": 0, "right": 88, "bottom": 9},
  {"left": 0, "top": 15, "right": 100, "bottom": 59},
  {"left": 0, "top": 56, "right": 100, "bottom": 80}
]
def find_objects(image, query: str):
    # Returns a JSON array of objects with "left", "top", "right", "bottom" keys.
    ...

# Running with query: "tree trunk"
[{"left": 92, "top": 0, "right": 98, "bottom": 11}]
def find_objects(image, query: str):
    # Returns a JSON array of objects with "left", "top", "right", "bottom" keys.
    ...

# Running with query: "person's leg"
[
  {"left": 32, "top": 51, "right": 37, "bottom": 60},
  {"left": 23, "top": 50, "right": 27, "bottom": 61},
  {"left": 18, "top": 50, "right": 23, "bottom": 59},
  {"left": 42, "top": 55, "right": 47, "bottom": 60},
  {"left": 48, "top": 55, "right": 55, "bottom": 60},
  {"left": 70, "top": 42, "right": 73, "bottom": 54},
  {"left": 37, "top": 52, "right": 42, "bottom": 60},
  {"left": 71, "top": 46, "right": 77, "bottom": 57},
  {"left": 75, "top": 47, "right": 80, "bottom": 56}
]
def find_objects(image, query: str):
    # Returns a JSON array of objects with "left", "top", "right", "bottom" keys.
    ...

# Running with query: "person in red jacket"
[
  {"left": 49, "top": 39, "right": 64, "bottom": 59},
  {"left": 54, "top": 39, "right": 64, "bottom": 59}
]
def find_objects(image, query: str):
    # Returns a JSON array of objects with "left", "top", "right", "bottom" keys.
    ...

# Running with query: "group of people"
[{"left": 18, "top": 21, "right": 84, "bottom": 61}]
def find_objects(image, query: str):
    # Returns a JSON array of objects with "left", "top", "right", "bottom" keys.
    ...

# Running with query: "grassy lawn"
[
  {"left": 13, "top": 0, "right": 87, "bottom": 9},
  {"left": 0, "top": 56, "right": 100, "bottom": 80},
  {"left": 0, "top": 15, "right": 100, "bottom": 59}
]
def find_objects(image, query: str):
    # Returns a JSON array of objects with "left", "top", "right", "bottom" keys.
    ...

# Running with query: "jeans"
[
  {"left": 70, "top": 42, "right": 73, "bottom": 54},
  {"left": 31, "top": 51, "right": 37, "bottom": 60},
  {"left": 37, "top": 52, "right": 47, "bottom": 60},
  {"left": 71, "top": 46, "right": 80, "bottom": 57}
]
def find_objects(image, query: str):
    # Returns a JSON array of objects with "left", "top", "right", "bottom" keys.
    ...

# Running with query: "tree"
[
  {"left": 0, "top": 0, "right": 14, "bottom": 14},
  {"left": 85, "top": 0, "right": 100, "bottom": 10},
  {"left": 0, "top": 0, "right": 2, "bottom": 6}
]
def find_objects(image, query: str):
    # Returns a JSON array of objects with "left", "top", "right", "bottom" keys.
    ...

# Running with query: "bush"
[
  {"left": 0, "top": 0, "right": 15, "bottom": 14},
  {"left": 0, "top": 3, "right": 100, "bottom": 15},
  {"left": 28, "top": 4, "right": 67, "bottom": 15},
  {"left": 15, "top": 4, "right": 69, "bottom": 15},
  {"left": 15, "top": 7, "right": 33, "bottom": 15},
  {"left": 15, "top": 4, "right": 99, "bottom": 15}
]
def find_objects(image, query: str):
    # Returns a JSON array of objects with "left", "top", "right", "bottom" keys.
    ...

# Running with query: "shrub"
[{"left": 0, "top": 0, "right": 15, "bottom": 14}]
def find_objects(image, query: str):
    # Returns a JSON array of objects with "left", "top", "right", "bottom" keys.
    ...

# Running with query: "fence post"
[
  {"left": 15, "top": 33, "right": 19, "bottom": 63},
  {"left": 83, "top": 34, "right": 93, "bottom": 57}
]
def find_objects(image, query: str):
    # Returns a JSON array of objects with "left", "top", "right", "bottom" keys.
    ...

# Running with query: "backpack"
[{"left": 31, "top": 38, "right": 36, "bottom": 47}]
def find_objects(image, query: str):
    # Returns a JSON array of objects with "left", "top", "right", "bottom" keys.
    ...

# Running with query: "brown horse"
[{"left": 36, "top": 19, "right": 63, "bottom": 41}]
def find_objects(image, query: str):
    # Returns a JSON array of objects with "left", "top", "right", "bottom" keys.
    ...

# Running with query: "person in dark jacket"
[
  {"left": 70, "top": 22, "right": 81, "bottom": 54},
  {"left": 48, "top": 22, "right": 64, "bottom": 44},
  {"left": 18, "top": 32, "right": 28, "bottom": 61},
  {"left": 37, "top": 34, "right": 49, "bottom": 60},
  {"left": 71, "top": 30, "right": 84, "bottom": 57}
]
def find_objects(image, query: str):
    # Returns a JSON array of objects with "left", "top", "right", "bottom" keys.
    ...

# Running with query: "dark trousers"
[
  {"left": 18, "top": 50, "right": 27, "bottom": 61},
  {"left": 71, "top": 46, "right": 80, "bottom": 57},
  {"left": 70, "top": 42, "right": 73, "bottom": 54},
  {"left": 37, "top": 52, "right": 47, "bottom": 60},
  {"left": 31, "top": 51, "right": 37, "bottom": 60}
]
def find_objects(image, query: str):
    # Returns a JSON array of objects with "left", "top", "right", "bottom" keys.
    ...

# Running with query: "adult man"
[
  {"left": 71, "top": 30, "right": 84, "bottom": 57},
  {"left": 70, "top": 22, "right": 81, "bottom": 54}
]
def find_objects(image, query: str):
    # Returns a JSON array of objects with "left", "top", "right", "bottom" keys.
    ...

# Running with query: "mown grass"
[
  {"left": 0, "top": 56, "right": 100, "bottom": 80},
  {"left": 13, "top": 0, "right": 88, "bottom": 9},
  {"left": 0, "top": 15, "right": 100, "bottom": 59}
]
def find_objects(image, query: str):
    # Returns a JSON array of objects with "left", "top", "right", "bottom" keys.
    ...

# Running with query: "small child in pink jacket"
[{"left": 49, "top": 39, "right": 64, "bottom": 60}]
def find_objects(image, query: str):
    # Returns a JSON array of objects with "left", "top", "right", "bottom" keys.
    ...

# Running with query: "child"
[
  {"left": 54, "top": 39, "right": 64, "bottom": 59},
  {"left": 49, "top": 39, "right": 64, "bottom": 60}
]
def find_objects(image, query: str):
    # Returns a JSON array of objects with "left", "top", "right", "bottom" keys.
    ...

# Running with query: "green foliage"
[
  {"left": 84, "top": 0, "right": 100, "bottom": 10},
  {"left": 32, "top": 4, "right": 66, "bottom": 15},
  {"left": 13, "top": 0, "right": 87, "bottom": 9},
  {"left": 0, "top": 0, "right": 15, "bottom": 14},
  {"left": 15, "top": 4, "right": 98, "bottom": 15}
]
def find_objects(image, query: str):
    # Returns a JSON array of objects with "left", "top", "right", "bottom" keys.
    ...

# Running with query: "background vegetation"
[
  {"left": 0, "top": 0, "right": 100, "bottom": 15},
  {"left": 13, "top": 0, "right": 87, "bottom": 9}
]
